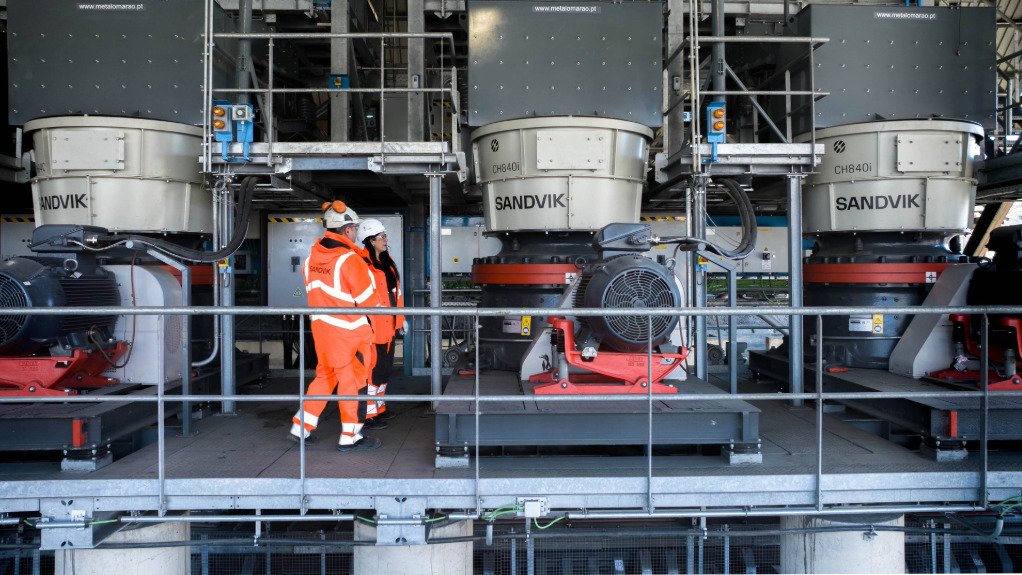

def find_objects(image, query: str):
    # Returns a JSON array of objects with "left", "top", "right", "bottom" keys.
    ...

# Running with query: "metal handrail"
[
  {"left": 2, "top": 305, "right": 1019, "bottom": 317},
  {"left": 202, "top": 10, "right": 459, "bottom": 171},
  {"left": 0, "top": 302, "right": 1011, "bottom": 521},
  {"left": 689, "top": 35, "right": 829, "bottom": 44}
]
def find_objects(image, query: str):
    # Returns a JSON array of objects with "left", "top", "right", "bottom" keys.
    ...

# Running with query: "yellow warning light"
[
  {"left": 212, "top": 106, "right": 226, "bottom": 117},
  {"left": 712, "top": 120, "right": 725, "bottom": 131},
  {"left": 212, "top": 119, "right": 226, "bottom": 130},
  {"left": 712, "top": 108, "right": 726, "bottom": 119}
]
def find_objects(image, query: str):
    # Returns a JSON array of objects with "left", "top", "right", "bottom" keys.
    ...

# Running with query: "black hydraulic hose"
[
  {"left": 107, "top": 177, "right": 258, "bottom": 263},
  {"left": 656, "top": 179, "right": 758, "bottom": 260},
  {"left": 715, "top": 178, "right": 757, "bottom": 259}
]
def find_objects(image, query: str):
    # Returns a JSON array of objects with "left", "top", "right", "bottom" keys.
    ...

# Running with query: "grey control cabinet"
[{"left": 267, "top": 213, "right": 404, "bottom": 308}]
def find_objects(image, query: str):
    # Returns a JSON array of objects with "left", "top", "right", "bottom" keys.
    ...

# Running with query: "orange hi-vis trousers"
[{"left": 291, "top": 324, "right": 373, "bottom": 446}]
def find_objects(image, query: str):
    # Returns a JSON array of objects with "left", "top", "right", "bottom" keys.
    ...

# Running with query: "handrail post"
[
  {"left": 266, "top": 38, "right": 275, "bottom": 166},
  {"left": 299, "top": 314, "right": 308, "bottom": 514},
  {"left": 816, "top": 314, "right": 824, "bottom": 511},
  {"left": 146, "top": 250, "right": 192, "bottom": 437},
  {"left": 647, "top": 315, "right": 655, "bottom": 513},
  {"left": 474, "top": 313, "right": 481, "bottom": 517},
  {"left": 980, "top": 314, "right": 989, "bottom": 507}
]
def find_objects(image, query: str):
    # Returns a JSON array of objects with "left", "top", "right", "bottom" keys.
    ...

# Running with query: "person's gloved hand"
[{"left": 399, "top": 320, "right": 409, "bottom": 336}]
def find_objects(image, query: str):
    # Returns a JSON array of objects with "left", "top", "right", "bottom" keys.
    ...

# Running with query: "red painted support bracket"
[
  {"left": 0, "top": 342, "right": 128, "bottom": 397},
  {"left": 528, "top": 317, "right": 686, "bottom": 395}
]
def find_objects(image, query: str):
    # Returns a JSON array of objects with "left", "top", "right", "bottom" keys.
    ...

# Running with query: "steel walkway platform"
[{"left": 0, "top": 376, "right": 1020, "bottom": 516}]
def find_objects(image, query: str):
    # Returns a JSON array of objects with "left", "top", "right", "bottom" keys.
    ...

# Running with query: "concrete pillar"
[
  {"left": 55, "top": 522, "right": 190, "bottom": 575},
  {"left": 780, "top": 514, "right": 904, "bottom": 574},
  {"left": 353, "top": 520, "right": 473, "bottom": 575}
]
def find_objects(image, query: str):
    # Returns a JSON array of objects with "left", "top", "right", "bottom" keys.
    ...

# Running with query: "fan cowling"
[{"left": 575, "top": 254, "right": 681, "bottom": 353}]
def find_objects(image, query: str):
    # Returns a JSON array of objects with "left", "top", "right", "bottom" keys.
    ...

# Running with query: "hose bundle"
[
  {"left": 107, "top": 177, "right": 258, "bottom": 263},
  {"left": 657, "top": 178, "right": 758, "bottom": 260},
  {"left": 713, "top": 178, "right": 758, "bottom": 259}
]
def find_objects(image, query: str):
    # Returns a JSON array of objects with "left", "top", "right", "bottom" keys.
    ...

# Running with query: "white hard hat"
[
  {"left": 322, "top": 200, "right": 359, "bottom": 229},
  {"left": 357, "top": 219, "right": 386, "bottom": 244}
]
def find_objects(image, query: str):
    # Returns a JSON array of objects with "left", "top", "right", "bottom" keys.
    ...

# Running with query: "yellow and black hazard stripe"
[
  {"left": 0, "top": 216, "right": 34, "bottom": 223},
  {"left": 267, "top": 216, "right": 324, "bottom": 223},
  {"left": 640, "top": 216, "right": 686, "bottom": 222}
]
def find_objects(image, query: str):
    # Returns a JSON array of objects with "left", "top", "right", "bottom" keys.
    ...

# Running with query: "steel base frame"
[
  {"left": 0, "top": 383, "right": 181, "bottom": 455},
  {"left": 435, "top": 371, "right": 761, "bottom": 455},
  {"left": 748, "top": 350, "right": 1022, "bottom": 445},
  {"left": 0, "top": 353, "right": 268, "bottom": 458}
]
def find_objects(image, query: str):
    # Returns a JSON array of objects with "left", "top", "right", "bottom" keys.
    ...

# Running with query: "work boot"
[
  {"left": 336, "top": 436, "right": 382, "bottom": 452},
  {"left": 287, "top": 432, "right": 315, "bottom": 444},
  {"left": 362, "top": 417, "right": 388, "bottom": 430}
]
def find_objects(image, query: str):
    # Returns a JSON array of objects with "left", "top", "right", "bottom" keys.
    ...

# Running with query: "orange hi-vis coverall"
[
  {"left": 365, "top": 260, "right": 404, "bottom": 418},
  {"left": 290, "top": 231, "right": 377, "bottom": 446}
]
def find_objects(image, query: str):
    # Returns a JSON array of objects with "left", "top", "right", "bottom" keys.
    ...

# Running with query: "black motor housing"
[
  {"left": 0, "top": 256, "right": 120, "bottom": 355},
  {"left": 969, "top": 225, "right": 1022, "bottom": 307},
  {"left": 575, "top": 254, "right": 681, "bottom": 354}
]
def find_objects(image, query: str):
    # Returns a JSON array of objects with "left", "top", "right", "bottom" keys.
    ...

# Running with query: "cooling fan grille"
[
  {"left": 601, "top": 268, "right": 676, "bottom": 344},
  {"left": 0, "top": 274, "right": 29, "bottom": 346}
]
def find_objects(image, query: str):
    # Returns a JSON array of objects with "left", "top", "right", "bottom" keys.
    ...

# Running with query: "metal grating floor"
[{"left": 0, "top": 376, "right": 1019, "bottom": 482}]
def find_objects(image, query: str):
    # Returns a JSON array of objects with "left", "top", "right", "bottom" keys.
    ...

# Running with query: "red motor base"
[
  {"left": 528, "top": 317, "right": 686, "bottom": 395},
  {"left": 0, "top": 342, "right": 128, "bottom": 397},
  {"left": 927, "top": 314, "right": 1022, "bottom": 391},
  {"left": 948, "top": 314, "right": 1022, "bottom": 364},
  {"left": 929, "top": 367, "right": 1022, "bottom": 391}
]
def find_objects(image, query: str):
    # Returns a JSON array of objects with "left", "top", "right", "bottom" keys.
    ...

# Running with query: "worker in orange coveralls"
[
  {"left": 289, "top": 201, "right": 381, "bottom": 451},
  {"left": 356, "top": 219, "right": 406, "bottom": 430}
]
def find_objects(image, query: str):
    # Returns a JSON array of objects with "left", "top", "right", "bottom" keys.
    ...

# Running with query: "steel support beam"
[
  {"left": 407, "top": 0, "right": 426, "bottom": 142},
  {"left": 693, "top": 177, "right": 708, "bottom": 381},
  {"left": 711, "top": 0, "right": 725, "bottom": 95},
  {"left": 408, "top": 199, "right": 427, "bottom": 376},
  {"left": 220, "top": 182, "right": 237, "bottom": 415},
  {"left": 787, "top": 175, "right": 804, "bottom": 406},
  {"left": 236, "top": 0, "right": 253, "bottom": 106},
  {"left": 428, "top": 174, "right": 443, "bottom": 404}
]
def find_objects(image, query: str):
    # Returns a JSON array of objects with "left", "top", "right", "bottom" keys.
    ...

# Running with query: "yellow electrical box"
[{"left": 521, "top": 316, "right": 532, "bottom": 336}]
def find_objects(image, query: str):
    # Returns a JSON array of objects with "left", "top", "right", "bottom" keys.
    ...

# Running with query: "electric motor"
[
  {"left": 575, "top": 254, "right": 681, "bottom": 353},
  {"left": 0, "top": 256, "right": 120, "bottom": 355}
]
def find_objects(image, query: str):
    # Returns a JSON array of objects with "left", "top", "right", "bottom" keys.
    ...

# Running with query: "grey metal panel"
[
  {"left": 780, "top": 5, "right": 996, "bottom": 135},
  {"left": 266, "top": 212, "right": 404, "bottom": 308},
  {"left": 440, "top": 221, "right": 502, "bottom": 274},
  {"left": 0, "top": 216, "right": 34, "bottom": 260},
  {"left": 468, "top": 1, "right": 663, "bottom": 127},
  {"left": 7, "top": 0, "right": 237, "bottom": 125},
  {"left": 383, "top": 93, "right": 412, "bottom": 142},
  {"left": 266, "top": 215, "right": 324, "bottom": 308}
]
